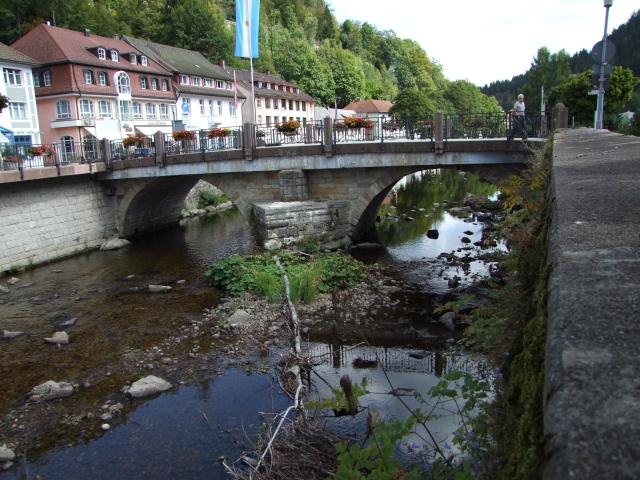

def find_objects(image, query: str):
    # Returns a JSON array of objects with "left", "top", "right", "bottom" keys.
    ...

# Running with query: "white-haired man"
[{"left": 508, "top": 94, "right": 527, "bottom": 140}]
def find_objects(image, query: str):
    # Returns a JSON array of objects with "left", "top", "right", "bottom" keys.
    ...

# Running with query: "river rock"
[
  {"left": 2, "top": 330, "right": 23, "bottom": 339},
  {"left": 29, "top": 380, "right": 74, "bottom": 401},
  {"left": 101, "top": 423, "right": 111, "bottom": 431},
  {"left": 124, "top": 375, "right": 172, "bottom": 398},
  {"left": 6, "top": 277, "right": 20, "bottom": 285},
  {"left": 45, "top": 331, "right": 69, "bottom": 345},
  {"left": 439, "top": 312, "right": 456, "bottom": 331},
  {"left": 448, "top": 276, "right": 461, "bottom": 288},
  {"left": 0, "top": 286, "right": 9, "bottom": 294},
  {"left": 148, "top": 285, "right": 172, "bottom": 293},
  {"left": 228, "top": 309, "right": 252, "bottom": 327},
  {"left": 463, "top": 193, "right": 492, "bottom": 209},
  {"left": 461, "top": 237, "right": 471, "bottom": 244},
  {"left": 100, "top": 237, "right": 131, "bottom": 251},
  {"left": 0, "top": 446, "right": 15, "bottom": 462},
  {"left": 58, "top": 317, "right": 77, "bottom": 328},
  {"left": 426, "top": 229, "right": 439, "bottom": 239}
]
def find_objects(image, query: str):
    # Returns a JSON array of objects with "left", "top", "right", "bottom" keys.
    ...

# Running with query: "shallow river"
[{"left": 0, "top": 169, "right": 500, "bottom": 479}]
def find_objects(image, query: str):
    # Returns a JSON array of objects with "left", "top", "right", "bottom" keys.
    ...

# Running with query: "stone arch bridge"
[{"left": 104, "top": 137, "right": 539, "bottom": 246}]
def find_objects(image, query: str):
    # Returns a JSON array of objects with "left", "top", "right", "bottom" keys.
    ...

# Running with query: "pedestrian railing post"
[
  {"left": 323, "top": 116, "right": 333, "bottom": 157},
  {"left": 243, "top": 122, "right": 254, "bottom": 160},
  {"left": 434, "top": 111, "right": 444, "bottom": 154},
  {"left": 154, "top": 131, "right": 165, "bottom": 167}
]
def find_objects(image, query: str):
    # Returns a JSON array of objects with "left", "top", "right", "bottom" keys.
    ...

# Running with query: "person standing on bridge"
[{"left": 509, "top": 94, "right": 527, "bottom": 140}]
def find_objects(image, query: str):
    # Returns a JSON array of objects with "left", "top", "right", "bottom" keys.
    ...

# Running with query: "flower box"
[
  {"left": 276, "top": 120, "right": 300, "bottom": 133},
  {"left": 28, "top": 146, "right": 54, "bottom": 157},
  {"left": 208, "top": 128, "right": 232, "bottom": 138},
  {"left": 344, "top": 116, "right": 374, "bottom": 129},
  {"left": 122, "top": 134, "right": 147, "bottom": 147},
  {"left": 172, "top": 130, "right": 195, "bottom": 141}
]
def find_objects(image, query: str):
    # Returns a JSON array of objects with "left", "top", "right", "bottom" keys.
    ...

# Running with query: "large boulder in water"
[
  {"left": 426, "top": 229, "right": 439, "bottom": 239},
  {"left": 100, "top": 237, "right": 131, "bottom": 251}
]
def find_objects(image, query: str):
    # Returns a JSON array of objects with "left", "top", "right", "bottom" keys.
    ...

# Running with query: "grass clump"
[
  {"left": 205, "top": 251, "right": 366, "bottom": 304},
  {"left": 197, "top": 189, "right": 228, "bottom": 209}
]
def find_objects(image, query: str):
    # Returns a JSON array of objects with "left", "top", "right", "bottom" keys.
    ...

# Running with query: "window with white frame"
[
  {"left": 180, "top": 75, "right": 189, "bottom": 85},
  {"left": 295, "top": 100, "right": 300, "bottom": 111},
  {"left": 266, "top": 82, "right": 270, "bottom": 89},
  {"left": 281, "top": 99, "right": 286, "bottom": 109},
  {"left": 204, "top": 78, "right": 212, "bottom": 87},
  {"left": 151, "top": 78, "right": 158, "bottom": 90},
  {"left": 199, "top": 99, "right": 205, "bottom": 116},
  {"left": 132, "top": 102, "right": 142, "bottom": 119},
  {"left": 208, "top": 100, "right": 214, "bottom": 116},
  {"left": 97, "top": 48, "right": 106, "bottom": 60},
  {"left": 33, "top": 72, "right": 40, "bottom": 87},
  {"left": 141, "top": 56, "right": 148, "bottom": 66},
  {"left": 3, "top": 68, "right": 21, "bottom": 86},
  {"left": 145, "top": 103, "right": 156, "bottom": 118},
  {"left": 257, "top": 115, "right": 262, "bottom": 123},
  {"left": 301, "top": 101, "right": 306, "bottom": 111},
  {"left": 43, "top": 71, "right": 51, "bottom": 86},
  {"left": 56, "top": 100, "right": 71, "bottom": 119},
  {"left": 256, "top": 97, "right": 261, "bottom": 107},
  {"left": 229, "top": 101, "right": 235, "bottom": 116},
  {"left": 217, "top": 100, "right": 222, "bottom": 115},
  {"left": 265, "top": 98, "right": 270, "bottom": 108},
  {"left": 79, "top": 99, "right": 94, "bottom": 117},
  {"left": 159, "top": 103, "right": 169, "bottom": 118},
  {"left": 98, "top": 100, "right": 112, "bottom": 118},
  {"left": 118, "top": 100, "right": 132, "bottom": 120},
  {"left": 110, "top": 50, "right": 119, "bottom": 61},
  {"left": 84, "top": 70, "right": 94, "bottom": 84},
  {"left": 227, "top": 82, "right": 233, "bottom": 89},
  {"left": 192, "top": 77, "right": 201, "bottom": 87},
  {"left": 140, "top": 76, "right": 147, "bottom": 89},
  {"left": 288, "top": 99, "right": 293, "bottom": 110},
  {"left": 162, "top": 79, "right": 169, "bottom": 91},
  {"left": 130, "top": 54, "right": 137, "bottom": 64},
  {"left": 99, "top": 71, "right": 107, "bottom": 86},
  {"left": 9, "top": 102, "right": 26, "bottom": 119},
  {"left": 117, "top": 72, "right": 130, "bottom": 94},
  {"left": 216, "top": 80, "right": 224, "bottom": 88},
  {"left": 266, "top": 116, "right": 271, "bottom": 125}
]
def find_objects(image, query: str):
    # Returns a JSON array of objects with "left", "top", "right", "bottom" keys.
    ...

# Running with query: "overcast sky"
[{"left": 328, "top": 0, "right": 638, "bottom": 87}]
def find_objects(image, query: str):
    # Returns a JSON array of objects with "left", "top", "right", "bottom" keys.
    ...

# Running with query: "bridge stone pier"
[{"left": 106, "top": 140, "right": 533, "bottom": 246}]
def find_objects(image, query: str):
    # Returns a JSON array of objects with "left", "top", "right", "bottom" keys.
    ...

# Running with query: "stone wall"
[
  {"left": 0, "top": 176, "right": 116, "bottom": 273},
  {"left": 253, "top": 200, "right": 350, "bottom": 250}
]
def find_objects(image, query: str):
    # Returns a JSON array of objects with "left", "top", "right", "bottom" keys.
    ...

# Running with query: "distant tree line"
[
  {"left": 0, "top": 0, "right": 501, "bottom": 118},
  {"left": 481, "top": 10, "right": 640, "bottom": 130}
]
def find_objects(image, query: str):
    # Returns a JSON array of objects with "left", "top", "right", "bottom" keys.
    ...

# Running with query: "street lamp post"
[{"left": 595, "top": 0, "right": 613, "bottom": 130}]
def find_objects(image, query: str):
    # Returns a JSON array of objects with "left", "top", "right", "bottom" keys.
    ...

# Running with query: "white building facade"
[{"left": 0, "top": 43, "right": 41, "bottom": 144}]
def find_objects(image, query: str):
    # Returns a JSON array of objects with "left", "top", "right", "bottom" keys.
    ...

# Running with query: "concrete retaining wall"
[
  {"left": 253, "top": 200, "right": 350, "bottom": 250},
  {"left": 0, "top": 176, "right": 116, "bottom": 273}
]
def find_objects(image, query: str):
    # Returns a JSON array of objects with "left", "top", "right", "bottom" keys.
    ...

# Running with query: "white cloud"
[{"left": 328, "top": 0, "right": 638, "bottom": 86}]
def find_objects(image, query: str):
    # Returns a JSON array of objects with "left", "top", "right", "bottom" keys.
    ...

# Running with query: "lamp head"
[{"left": 604, "top": 0, "right": 613, "bottom": 7}]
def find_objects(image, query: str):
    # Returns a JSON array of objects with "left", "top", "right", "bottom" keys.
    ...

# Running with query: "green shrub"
[
  {"left": 197, "top": 189, "right": 228, "bottom": 209},
  {"left": 205, "top": 251, "right": 366, "bottom": 304}
]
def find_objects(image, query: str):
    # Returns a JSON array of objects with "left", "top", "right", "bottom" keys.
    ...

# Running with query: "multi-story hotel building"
[
  {"left": 123, "top": 37, "right": 244, "bottom": 131},
  {"left": 232, "top": 70, "right": 315, "bottom": 126},
  {"left": 0, "top": 42, "right": 41, "bottom": 145},
  {"left": 11, "top": 24, "right": 176, "bottom": 151}
]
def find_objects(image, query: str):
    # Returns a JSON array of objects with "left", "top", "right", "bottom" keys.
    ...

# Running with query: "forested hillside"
[
  {"left": 0, "top": 0, "right": 500, "bottom": 113},
  {"left": 482, "top": 10, "right": 640, "bottom": 114}
]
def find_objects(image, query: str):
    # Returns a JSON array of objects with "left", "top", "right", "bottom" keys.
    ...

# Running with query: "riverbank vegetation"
[{"left": 205, "top": 250, "right": 366, "bottom": 304}]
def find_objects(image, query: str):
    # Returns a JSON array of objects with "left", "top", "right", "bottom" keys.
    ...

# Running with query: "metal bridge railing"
[{"left": 254, "top": 120, "right": 323, "bottom": 147}]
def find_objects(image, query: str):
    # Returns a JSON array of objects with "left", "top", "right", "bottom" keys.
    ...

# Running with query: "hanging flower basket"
[
  {"left": 122, "top": 133, "right": 147, "bottom": 147},
  {"left": 344, "top": 116, "right": 374, "bottom": 129},
  {"left": 208, "top": 128, "right": 232, "bottom": 138},
  {"left": 276, "top": 119, "right": 300, "bottom": 134},
  {"left": 172, "top": 130, "right": 195, "bottom": 141},
  {"left": 28, "top": 145, "right": 54, "bottom": 157}
]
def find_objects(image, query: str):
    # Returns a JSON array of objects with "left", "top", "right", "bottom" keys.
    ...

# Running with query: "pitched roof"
[
  {"left": 11, "top": 24, "right": 169, "bottom": 75},
  {"left": 0, "top": 42, "right": 39, "bottom": 66},
  {"left": 123, "top": 36, "right": 232, "bottom": 81},
  {"left": 343, "top": 99, "right": 393, "bottom": 113},
  {"left": 232, "top": 69, "right": 315, "bottom": 102}
]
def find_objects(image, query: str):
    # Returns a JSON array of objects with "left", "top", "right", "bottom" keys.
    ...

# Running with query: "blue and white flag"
[{"left": 235, "top": 0, "right": 260, "bottom": 58}]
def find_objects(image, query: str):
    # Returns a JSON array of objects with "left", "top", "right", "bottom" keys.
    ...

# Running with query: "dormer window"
[
  {"left": 151, "top": 78, "right": 158, "bottom": 90},
  {"left": 180, "top": 75, "right": 189, "bottom": 85},
  {"left": 98, "top": 48, "right": 106, "bottom": 60},
  {"left": 110, "top": 50, "right": 118, "bottom": 62},
  {"left": 204, "top": 78, "right": 212, "bottom": 87},
  {"left": 216, "top": 80, "right": 223, "bottom": 88},
  {"left": 191, "top": 76, "right": 201, "bottom": 87},
  {"left": 161, "top": 79, "right": 169, "bottom": 91},
  {"left": 141, "top": 56, "right": 148, "bottom": 66},
  {"left": 130, "top": 54, "right": 137, "bottom": 64},
  {"left": 84, "top": 70, "right": 94, "bottom": 84}
]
